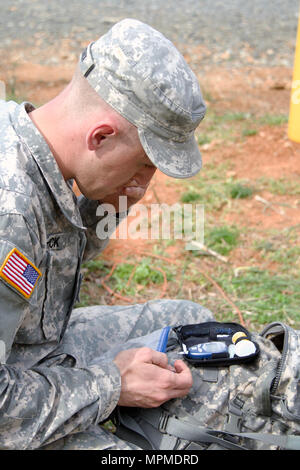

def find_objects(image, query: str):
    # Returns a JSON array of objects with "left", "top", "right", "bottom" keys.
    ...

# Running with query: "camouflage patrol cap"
[{"left": 79, "top": 18, "right": 206, "bottom": 178}]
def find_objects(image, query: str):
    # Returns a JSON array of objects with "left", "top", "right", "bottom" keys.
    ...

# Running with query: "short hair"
[{"left": 68, "top": 64, "right": 105, "bottom": 114}]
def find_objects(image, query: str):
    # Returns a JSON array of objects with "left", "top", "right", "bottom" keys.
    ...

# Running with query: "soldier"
[{"left": 0, "top": 19, "right": 211, "bottom": 449}]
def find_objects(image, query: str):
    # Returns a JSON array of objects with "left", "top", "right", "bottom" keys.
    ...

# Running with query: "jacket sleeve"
[
  {"left": 0, "top": 212, "right": 121, "bottom": 449},
  {"left": 76, "top": 195, "right": 128, "bottom": 262}
]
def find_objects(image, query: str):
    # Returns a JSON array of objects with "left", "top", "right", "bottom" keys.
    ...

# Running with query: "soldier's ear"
[{"left": 86, "top": 124, "right": 115, "bottom": 150}]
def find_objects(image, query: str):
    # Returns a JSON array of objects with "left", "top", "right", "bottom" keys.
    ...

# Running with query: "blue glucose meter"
[{"left": 184, "top": 341, "right": 228, "bottom": 359}]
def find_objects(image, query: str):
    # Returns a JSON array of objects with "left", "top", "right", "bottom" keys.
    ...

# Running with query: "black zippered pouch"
[{"left": 173, "top": 321, "right": 260, "bottom": 366}]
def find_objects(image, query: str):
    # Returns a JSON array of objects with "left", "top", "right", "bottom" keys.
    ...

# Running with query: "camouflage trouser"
[{"left": 40, "top": 299, "right": 214, "bottom": 450}]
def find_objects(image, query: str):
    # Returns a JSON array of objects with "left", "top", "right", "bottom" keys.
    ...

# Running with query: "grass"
[
  {"left": 253, "top": 228, "right": 300, "bottom": 274},
  {"left": 77, "top": 257, "right": 175, "bottom": 304},
  {"left": 111, "top": 260, "right": 173, "bottom": 296},
  {"left": 242, "top": 128, "right": 257, "bottom": 137},
  {"left": 211, "top": 269, "right": 300, "bottom": 326},
  {"left": 179, "top": 161, "right": 233, "bottom": 213},
  {"left": 185, "top": 219, "right": 300, "bottom": 328},
  {"left": 180, "top": 191, "right": 202, "bottom": 203},
  {"left": 229, "top": 183, "right": 254, "bottom": 199},
  {"left": 3, "top": 77, "right": 26, "bottom": 103},
  {"left": 258, "top": 114, "right": 289, "bottom": 126},
  {"left": 179, "top": 163, "right": 256, "bottom": 221},
  {"left": 77, "top": 218, "right": 300, "bottom": 330},
  {"left": 205, "top": 225, "right": 239, "bottom": 256},
  {"left": 257, "top": 177, "right": 300, "bottom": 196},
  {"left": 196, "top": 109, "right": 289, "bottom": 145}
]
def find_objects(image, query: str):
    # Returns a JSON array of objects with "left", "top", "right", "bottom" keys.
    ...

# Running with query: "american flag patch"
[{"left": 0, "top": 248, "right": 41, "bottom": 299}]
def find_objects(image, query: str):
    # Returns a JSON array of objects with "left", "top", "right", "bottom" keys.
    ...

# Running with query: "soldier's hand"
[{"left": 113, "top": 347, "right": 193, "bottom": 408}]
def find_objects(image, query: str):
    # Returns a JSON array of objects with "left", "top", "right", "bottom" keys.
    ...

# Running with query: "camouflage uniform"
[{"left": 0, "top": 20, "right": 209, "bottom": 450}]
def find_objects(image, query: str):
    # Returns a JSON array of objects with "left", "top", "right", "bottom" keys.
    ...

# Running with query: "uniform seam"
[{"left": 0, "top": 185, "right": 33, "bottom": 198}]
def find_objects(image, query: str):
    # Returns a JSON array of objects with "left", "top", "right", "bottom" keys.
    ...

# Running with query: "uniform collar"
[{"left": 11, "top": 102, "right": 86, "bottom": 230}]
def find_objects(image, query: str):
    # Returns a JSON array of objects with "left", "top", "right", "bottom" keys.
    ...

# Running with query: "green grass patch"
[
  {"left": 242, "top": 128, "right": 258, "bottom": 137},
  {"left": 214, "top": 269, "right": 300, "bottom": 327},
  {"left": 254, "top": 228, "right": 300, "bottom": 275},
  {"left": 112, "top": 260, "right": 169, "bottom": 290},
  {"left": 205, "top": 225, "right": 239, "bottom": 255},
  {"left": 229, "top": 182, "right": 254, "bottom": 199},
  {"left": 257, "top": 177, "right": 300, "bottom": 196},
  {"left": 77, "top": 257, "right": 175, "bottom": 305},
  {"left": 196, "top": 108, "right": 289, "bottom": 146},
  {"left": 4, "top": 78, "right": 27, "bottom": 104},
  {"left": 109, "top": 260, "right": 174, "bottom": 297},
  {"left": 258, "top": 114, "right": 288, "bottom": 126},
  {"left": 81, "top": 259, "right": 108, "bottom": 273},
  {"left": 191, "top": 259, "right": 300, "bottom": 329},
  {"left": 179, "top": 165, "right": 255, "bottom": 215},
  {"left": 180, "top": 191, "right": 202, "bottom": 203},
  {"left": 197, "top": 135, "right": 211, "bottom": 146},
  {"left": 197, "top": 109, "right": 248, "bottom": 143},
  {"left": 177, "top": 161, "right": 233, "bottom": 212}
]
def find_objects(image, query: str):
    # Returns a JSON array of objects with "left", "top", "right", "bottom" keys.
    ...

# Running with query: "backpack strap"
[
  {"left": 131, "top": 408, "right": 300, "bottom": 450},
  {"left": 115, "top": 408, "right": 177, "bottom": 450},
  {"left": 139, "top": 409, "right": 247, "bottom": 450},
  {"left": 234, "top": 432, "right": 300, "bottom": 450}
]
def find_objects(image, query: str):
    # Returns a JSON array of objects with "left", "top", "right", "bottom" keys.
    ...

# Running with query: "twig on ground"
[
  {"left": 187, "top": 241, "right": 229, "bottom": 263},
  {"left": 254, "top": 195, "right": 286, "bottom": 216},
  {"left": 136, "top": 251, "right": 179, "bottom": 264},
  {"left": 152, "top": 266, "right": 168, "bottom": 298},
  {"left": 101, "top": 281, "right": 132, "bottom": 303},
  {"left": 126, "top": 265, "right": 137, "bottom": 287}
]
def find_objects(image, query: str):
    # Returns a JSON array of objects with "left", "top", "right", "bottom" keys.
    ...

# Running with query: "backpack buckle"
[
  {"left": 225, "top": 397, "right": 244, "bottom": 433},
  {"left": 158, "top": 410, "right": 170, "bottom": 434}
]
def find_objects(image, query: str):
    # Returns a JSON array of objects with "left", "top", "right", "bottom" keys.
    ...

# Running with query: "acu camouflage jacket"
[{"left": 0, "top": 100, "right": 122, "bottom": 448}]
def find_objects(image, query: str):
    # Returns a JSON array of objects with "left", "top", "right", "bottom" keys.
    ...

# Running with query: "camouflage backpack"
[{"left": 113, "top": 321, "right": 300, "bottom": 450}]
